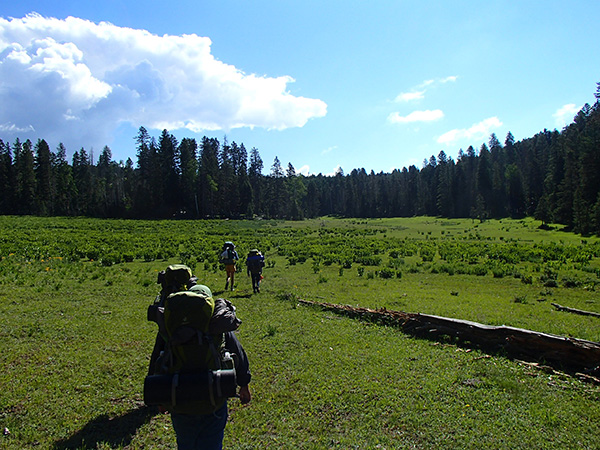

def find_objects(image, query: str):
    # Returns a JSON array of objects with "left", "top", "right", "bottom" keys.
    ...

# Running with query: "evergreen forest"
[{"left": 1, "top": 83, "right": 599, "bottom": 235}]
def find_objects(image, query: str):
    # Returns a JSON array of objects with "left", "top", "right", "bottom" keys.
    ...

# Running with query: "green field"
[{"left": 0, "top": 216, "right": 598, "bottom": 449}]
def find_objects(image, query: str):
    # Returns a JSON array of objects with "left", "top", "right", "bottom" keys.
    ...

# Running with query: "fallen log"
[
  {"left": 551, "top": 302, "right": 600, "bottom": 319},
  {"left": 298, "top": 299, "right": 600, "bottom": 376}
]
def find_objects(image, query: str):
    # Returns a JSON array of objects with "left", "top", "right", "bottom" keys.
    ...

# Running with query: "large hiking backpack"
[
  {"left": 144, "top": 283, "right": 241, "bottom": 414},
  {"left": 246, "top": 249, "right": 265, "bottom": 273},
  {"left": 219, "top": 242, "right": 237, "bottom": 265}
]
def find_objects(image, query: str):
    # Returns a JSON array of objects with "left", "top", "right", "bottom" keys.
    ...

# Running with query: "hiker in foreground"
[
  {"left": 219, "top": 241, "right": 239, "bottom": 291},
  {"left": 145, "top": 264, "right": 251, "bottom": 450},
  {"left": 245, "top": 249, "right": 265, "bottom": 293}
]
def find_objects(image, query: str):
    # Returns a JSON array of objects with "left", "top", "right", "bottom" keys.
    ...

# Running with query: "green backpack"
[
  {"left": 164, "top": 290, "right": 221, "bottom": 373},
  {"left": 145, "top": 287, "right": 239, "bottom": 414}
]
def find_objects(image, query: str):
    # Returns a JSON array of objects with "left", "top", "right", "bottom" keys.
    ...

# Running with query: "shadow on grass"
[
  {"left": 53, "top": 406, "right": 158, "bottom": 449},
  {"left": 214, "top": 290, "right": 252, "bottom": 299}
]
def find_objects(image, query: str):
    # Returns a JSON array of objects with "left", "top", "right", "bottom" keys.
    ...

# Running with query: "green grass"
[
  {"left": 230, "top": 300, "right": 597, "bottom": 449},
  {"left": 0, "top": 216, "right": 599, "bottom": 449}
]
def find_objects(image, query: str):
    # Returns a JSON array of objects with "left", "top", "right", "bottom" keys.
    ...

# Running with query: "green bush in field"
[{"left": 378, "top": 267, "right": 395, "bottom": 279}]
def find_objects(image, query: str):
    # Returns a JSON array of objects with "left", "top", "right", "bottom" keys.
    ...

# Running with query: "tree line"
[{"left": 1, "top": 84, "right": 599, "bottom": 235}]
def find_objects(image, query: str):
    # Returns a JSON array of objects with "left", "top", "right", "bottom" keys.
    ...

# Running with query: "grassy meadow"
[{"left": 0, "top": 215, "right": 599, "bottom": 449}]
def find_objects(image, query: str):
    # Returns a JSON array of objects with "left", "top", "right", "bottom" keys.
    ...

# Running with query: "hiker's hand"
[{"left": 239, "top": 385, "right": 251, "bottom": 405}]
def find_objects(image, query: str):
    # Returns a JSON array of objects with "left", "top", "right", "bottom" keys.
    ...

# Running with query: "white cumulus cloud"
[
  {"left": 0, "top": 13, "right": 327, "bottom": 151},
  {"left": 388, "top": 109, "right": 444, "bottom": 124},
  {"left": 437, "top": 117, "right": 503, "bottom": 146}
]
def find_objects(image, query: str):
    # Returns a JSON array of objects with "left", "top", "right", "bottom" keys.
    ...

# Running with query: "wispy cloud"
[
  {"left": 0, "top": 122, "right": 35, "bottom": 133},
  {"left": 394, "top": 90, "right": 425, "bottom": 102},
  {"left": 394, "top": 76, "right": 457, "bottom": 103},
  {"left": 0, "top": 13, "right": 327, "bottom": 151},
  {"left": 437, "top": 117, "right": 503, "bottom": 146},
  {"left": 321, "top": 145, "right": 337, "bottom": 155},
  {"left": 439, "top": 75, "right": 458, "bottom": 84},
  {"left": 553, "top": 103, "right": 580, "bottom": 128},
  {"left": 388, "top": 109, "right": 444, "bottom": 124}
]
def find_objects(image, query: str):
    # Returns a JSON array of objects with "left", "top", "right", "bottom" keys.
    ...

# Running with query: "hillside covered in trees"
[{"left": 1, "top": 84, "right": 599, "bottom": 235}]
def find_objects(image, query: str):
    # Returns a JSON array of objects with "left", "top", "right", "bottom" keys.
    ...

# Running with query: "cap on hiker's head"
[{"left": 190, "top": 284, "right": 212, "bottom": 298}]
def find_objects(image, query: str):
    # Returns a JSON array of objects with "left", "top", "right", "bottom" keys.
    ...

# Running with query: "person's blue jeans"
[{"left": 171, "top": 403, "right": 228, "bottom": 450}]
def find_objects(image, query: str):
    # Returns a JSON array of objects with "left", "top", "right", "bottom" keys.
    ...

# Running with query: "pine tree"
[
  {"left": 158, "top": 129, "right": 181, "bottom": 216},
  {"left": 53, "top": 143, "right": 77, "bottom": 216},
  {"left": 265, "top": 157, "right": 286, "bottom": 217},
  {"left": 178, "top": 138, "right": 198, "bottom": 217},
  {"left": 134, "top": 127, "right": 157, "bottom": 216},
  {"left": 304, "top": 178, "right": 321, "bottom": 218},
  {"left": 72, "top": 148, "right": 93, "bottom": 215},
  {"left": 436, "top": 151, "right": 455, "bottom": 217},
  {"left": 235, "top": 143, "right": 252, "bottom": 217},
  {"left": 198, "top": 137, "right": 220, "bottom": 217},
  {"left": 14, "top": 139, "right": 36, "bottom": 215},
  {"left": 0, "top": 139, "right": 14, "bottom": 214},
  {"left": 218, "top": 137, "right": 236, "bottom": 217},
  {"left": 248, "top": 147, "right": 263, "bottom": 215},
  {"left": 475, "top": 144, "right": 492, "bottom": 218},
  {"left": 34, "top": 139, "right": 54, "bottom": 215},
  {"left": 96, "top": 145, "right": 127, "bottom": 217},
  {"left": 284, "top": 163, "right": 306, "bottom": 219},
  {"left": 505, "top": 164, "right": 526, "bottom": 218}
]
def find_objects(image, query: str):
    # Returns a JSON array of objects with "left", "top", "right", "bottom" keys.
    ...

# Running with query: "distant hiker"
[
  {"left": 245, "top": 249, "right": 265, "bottom": 293},
  {"left": 219, "top": 241, "right": 239, "bottom": 291},
  {"left": 145, "top": 265, "right": 252, "bottom": 450}
]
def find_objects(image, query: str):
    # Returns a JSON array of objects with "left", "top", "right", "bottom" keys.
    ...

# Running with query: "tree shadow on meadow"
[
  {"left": 215, "top": 290, "right": 252, "bottom": 299},
  {"left": 52, "top": 405, "right": 158, "bottom": 450}
]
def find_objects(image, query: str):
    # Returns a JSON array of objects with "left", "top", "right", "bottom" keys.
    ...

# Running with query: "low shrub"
[{"left": 378, "top": 268, "right": 395, "bottom": 279}]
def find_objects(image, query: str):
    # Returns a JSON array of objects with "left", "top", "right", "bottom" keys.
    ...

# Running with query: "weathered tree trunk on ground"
[
  {"left": 298, "top": 299, "right": 600, "bottom": 378},
  {"left": 551, "top": 302, "right": 600, "bottom": 318}
]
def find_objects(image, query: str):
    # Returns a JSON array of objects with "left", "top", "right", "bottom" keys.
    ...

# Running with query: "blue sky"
[{"left": 1, "top": 1, "right": 599, "bottom": 176}]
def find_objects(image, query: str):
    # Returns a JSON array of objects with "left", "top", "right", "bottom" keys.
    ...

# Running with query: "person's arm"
[
  {"left": 224, "top": 331, "right": 251, "bottom": 403},
  {"left": 238, "top": 385, "right": 251, "bottom": 404},
  {"left": 147, "top": 333, "right": 165, "bottom": 376}
]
